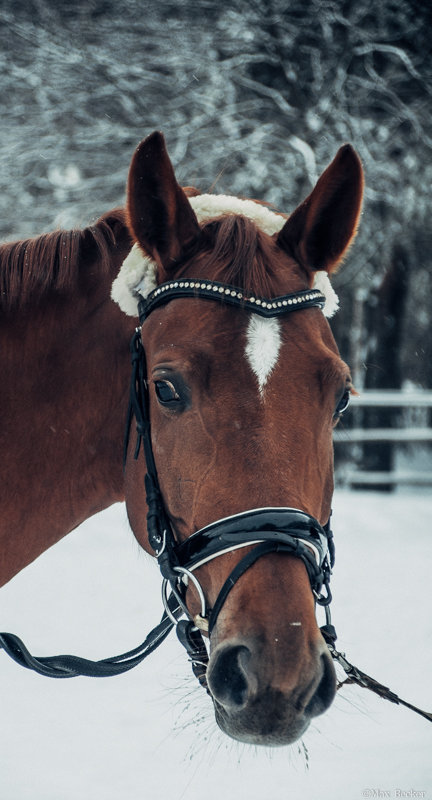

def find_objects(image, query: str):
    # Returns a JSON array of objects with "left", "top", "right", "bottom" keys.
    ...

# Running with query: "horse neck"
[{"left": 0, "top": 280, "right": 134, "bottom": 586}]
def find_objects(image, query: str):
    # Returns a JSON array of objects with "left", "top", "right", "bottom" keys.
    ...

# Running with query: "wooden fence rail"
[{"left": 333, "top": 390, "right": 432, "bottom": 487}]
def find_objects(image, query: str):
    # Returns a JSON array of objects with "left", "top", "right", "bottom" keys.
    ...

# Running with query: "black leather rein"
[
  {"left": 2, "top": 270, "right": 430, "bottom": 730},
  {"left": 0, "top": 279, "right": 335, "bottom": 679},
  {"left": 2, "top": 274, "right": 432, "bottom": 725}
]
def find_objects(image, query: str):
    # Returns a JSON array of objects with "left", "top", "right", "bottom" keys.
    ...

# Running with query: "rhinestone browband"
[{"left": 137, "top": 279, "right": 326, "bottom": 322}]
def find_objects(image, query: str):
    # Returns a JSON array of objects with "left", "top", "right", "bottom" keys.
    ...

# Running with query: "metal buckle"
[
  {"left": 161, "top": 566, "right": 208, "bottom": 628},
  {"left": 154, "top": 528, "right": 167, "bottom": 558}
]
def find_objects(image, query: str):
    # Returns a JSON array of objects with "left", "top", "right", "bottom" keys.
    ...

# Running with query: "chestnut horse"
[
  {"left": 113, "top": 132, "right": 364, "bottom": 746},
  {"left": 0, "top": 210, "right": 133, "bottom": 586}
]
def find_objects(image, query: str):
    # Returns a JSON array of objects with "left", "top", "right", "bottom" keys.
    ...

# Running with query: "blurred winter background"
[
  {"left": 1, "top": 0, "right": 431, "bottom": 798},
  {"left": 1, "top": 0, "right": 431, "bottom": 479}
]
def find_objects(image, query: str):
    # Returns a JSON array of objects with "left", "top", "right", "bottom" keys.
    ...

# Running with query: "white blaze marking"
[{"left": 245, "top": 315, "right": 281, "bottom": 395}]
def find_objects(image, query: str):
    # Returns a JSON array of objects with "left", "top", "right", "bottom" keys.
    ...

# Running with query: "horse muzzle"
[
  {"left": 207, "top": 633, "right": 336, "bottom": 745},
  {"left": 160, "top": 507, "right": 338, "bottom": 744}
]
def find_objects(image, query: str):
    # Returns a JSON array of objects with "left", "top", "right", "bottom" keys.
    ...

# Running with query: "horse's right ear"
[
  {"left": 277, "top": 144, "right": 364, "bottom": 275},
  {"left": 126, "top": 132, "right": 200, "bottom": 280}
]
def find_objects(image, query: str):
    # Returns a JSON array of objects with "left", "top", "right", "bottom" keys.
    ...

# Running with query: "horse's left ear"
[
  {"left": 126, "top": 131, "right": 200, "bottom": 279},
  {"left": 276, "top": 144, "right": 364, "bottom": 274}
]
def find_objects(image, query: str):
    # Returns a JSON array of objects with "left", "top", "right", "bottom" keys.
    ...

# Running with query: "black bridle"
[
  {"left": 0, "top": 280, "right": 334, "bottom": 680},
  {"left": 126, "top": 279, "right": 337, "bottom": 684},
  {"left": 2, "top": 275, "right": 431, "bottom": 724},
  {"left": 116, "top": 281, "right": 432, "bottom": 721}
]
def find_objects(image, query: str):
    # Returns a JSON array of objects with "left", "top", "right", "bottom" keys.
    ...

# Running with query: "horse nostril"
[
  {"left": 207, "top": 645, "right": 256, "bottom": 710},
  {"left": 305, "top": 651, "right": 337, "bottom": 717}
]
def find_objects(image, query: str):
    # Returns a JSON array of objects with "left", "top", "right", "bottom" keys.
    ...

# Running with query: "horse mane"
[
  {"left": 0, "top": 208, "right": 127, "bottom": 312},
  {"left": 186, "top": 214, "right": 291, "bottom": 298}
]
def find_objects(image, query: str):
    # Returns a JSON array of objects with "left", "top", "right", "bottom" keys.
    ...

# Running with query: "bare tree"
[{"left": 0, "top": 0, "right": 430, "bottom": 405}]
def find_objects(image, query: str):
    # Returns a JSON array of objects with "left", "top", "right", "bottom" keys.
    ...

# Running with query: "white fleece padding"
[
  {"left": 311, "top": 268, "right": 339, "bottom": 318},
  {"left": 111, "top": 244, "right": 158, "bottom": 317},
  {"left": 110, "top": 193, "right": 339, "bottom": 318}
]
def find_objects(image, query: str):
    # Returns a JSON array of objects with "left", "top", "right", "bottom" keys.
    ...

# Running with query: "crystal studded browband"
[{"left": 137, "top": 278, "right": 326, "bottom": 323}]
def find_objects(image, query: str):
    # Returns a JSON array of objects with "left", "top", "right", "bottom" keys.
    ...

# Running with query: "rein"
[{"left": 1, "top": 277, "right": 431, "bottom": 725}]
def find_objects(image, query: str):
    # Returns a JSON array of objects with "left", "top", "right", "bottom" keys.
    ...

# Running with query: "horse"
[
  {"left": 0, "top": 209, "right": 134, "bottom": 586},
  {"left": 112, "top": 131, "right": 364, "bottom": 746}
]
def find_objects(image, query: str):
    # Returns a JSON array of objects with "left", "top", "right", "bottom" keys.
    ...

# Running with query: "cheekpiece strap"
[{"left": 138, "top": 279, "right": 326, "bottom": 323}]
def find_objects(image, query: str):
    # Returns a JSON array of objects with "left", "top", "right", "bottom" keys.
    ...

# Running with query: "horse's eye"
[
  {"left": 154, "top": 380, "right": 181, "bottom": 405},
  {"left": 334, "top": 388, "right": 351, "bottom": 418}
]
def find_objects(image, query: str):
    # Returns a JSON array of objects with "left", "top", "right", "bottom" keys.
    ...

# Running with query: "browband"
[{"left": 138, "top": 278, "right": 326, "bottom": 323}]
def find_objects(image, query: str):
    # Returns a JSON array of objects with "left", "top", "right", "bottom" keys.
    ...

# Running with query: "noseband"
[{"left": 126, "top": 278, "right": 337, "bottom": 685}]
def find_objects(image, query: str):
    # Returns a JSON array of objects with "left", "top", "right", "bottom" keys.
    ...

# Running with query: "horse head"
[{"left": 116, "top": 131, "right": 363, "bottom": 745}]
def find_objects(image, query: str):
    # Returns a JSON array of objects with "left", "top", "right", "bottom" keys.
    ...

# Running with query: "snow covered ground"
[{"left": 1, "top": 490, "right": 431, "bottom": 800}]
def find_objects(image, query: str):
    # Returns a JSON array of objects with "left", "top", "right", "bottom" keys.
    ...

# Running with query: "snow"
[{"left": 1, "top": 490, "right": 431, "bottom": 799}]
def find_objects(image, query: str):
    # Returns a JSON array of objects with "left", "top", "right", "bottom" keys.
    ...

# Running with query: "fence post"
[{"left": 361, "top": 246, "right": 409, "bottom": 490}]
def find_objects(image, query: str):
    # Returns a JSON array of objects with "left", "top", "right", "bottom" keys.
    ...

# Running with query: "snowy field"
[{"left": 1, "top": 490, "right": 431, "bottom": 800}]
